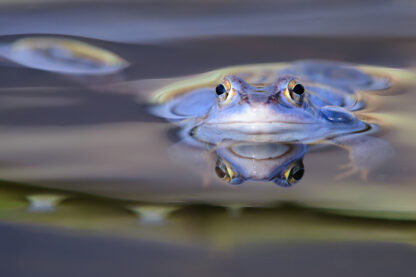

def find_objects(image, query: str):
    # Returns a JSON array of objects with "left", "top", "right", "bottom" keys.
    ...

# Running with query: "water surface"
[{"left": 1, "top": 1, "right": 416, "bottom": 276}]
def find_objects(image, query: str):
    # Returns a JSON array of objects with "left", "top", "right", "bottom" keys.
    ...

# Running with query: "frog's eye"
[
  {"left": 215, "top": 80, "right": 235, "bottom": 105},
  {"left": 284, "top": 80, "right": 305, "bottom": 106},
  {"left": 215, "top": 158, "right": 243, "bottom": 184},
  {"left": 293, "top": 84, "right": 305, "bottom": 95},
  {"left": 216, "top": 84, "right": 227, "bottom": 95},
  {"left": 283, "top": 160, "right": 304, "bottom": 186}
]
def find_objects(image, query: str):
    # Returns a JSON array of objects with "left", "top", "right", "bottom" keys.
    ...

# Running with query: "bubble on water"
[
  {"left": 3, "top": 37, "right": 129, "bottom": 75},
  {"left": 25, "top": 193, "right": 69, "bottom": 213},
  {"left": 128, "top": 205, "right": 180, "bottom": 225}
]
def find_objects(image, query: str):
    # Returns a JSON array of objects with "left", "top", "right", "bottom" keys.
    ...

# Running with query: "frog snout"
[{"left": 247, "top": 93, "right": 269, "bottom": 105}]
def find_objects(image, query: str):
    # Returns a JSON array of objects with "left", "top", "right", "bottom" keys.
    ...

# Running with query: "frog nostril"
[{"left": 268, "top": 94, "right": 279, "bottom": 103}]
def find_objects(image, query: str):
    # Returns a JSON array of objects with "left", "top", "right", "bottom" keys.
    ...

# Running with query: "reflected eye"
[
  {"left": 283, "top": 160, "right": 305, "bottom": 186},
  {"left": 284, "top": 80, "right": 305, "bottom": 105},
  {"left": 215, "top": 80, "right": 235, "bottom": 105},
  {"left": 215, "top": 158, "right": 243, "bottom": 184},
  {"left": 215, "top": 158, "right": 233, "bottom": 182}
]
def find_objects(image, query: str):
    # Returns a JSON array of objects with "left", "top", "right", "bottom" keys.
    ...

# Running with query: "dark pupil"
[
  {"left": 216, "top": 84, "right": 227, "bottom": 95},
  {"left": 292, "top": 84, "right": 305, "bottom": 95},
  {"left": 215, "top": 166, "right": 226, "bottom": 179},
  {"left": 290, "top": 167, "right": 304, "bottom": 181}
]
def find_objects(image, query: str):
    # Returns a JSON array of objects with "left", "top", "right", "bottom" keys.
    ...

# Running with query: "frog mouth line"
[
  {"left": 204, "top": 121, "right": 318, "bottom": 125},
  {"left": 191, "top": 124, "right": 313, "bottom": 137}
]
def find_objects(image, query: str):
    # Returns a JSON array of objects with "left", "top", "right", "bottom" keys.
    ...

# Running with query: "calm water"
[{"left": 1, "top": 1, "right": 416, "bottom": 276}]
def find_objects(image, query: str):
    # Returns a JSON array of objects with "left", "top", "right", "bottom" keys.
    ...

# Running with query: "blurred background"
[{"left": 1, "top": 0, "right": 416, "bottom": 276}]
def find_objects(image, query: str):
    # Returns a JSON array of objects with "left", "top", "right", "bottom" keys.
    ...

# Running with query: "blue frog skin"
[{"left": 213, "top": 142, "right": 307, "bottom": 186}]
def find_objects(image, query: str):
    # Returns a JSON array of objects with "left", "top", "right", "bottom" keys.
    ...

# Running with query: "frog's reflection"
[
  {"left": 213, "top": 142, "right": 306, "bottom": 187},
  {"left": 169, "top": 135, "right": 308, "bottom": 187}
]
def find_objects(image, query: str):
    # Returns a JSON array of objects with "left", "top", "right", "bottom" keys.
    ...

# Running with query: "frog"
[{"left": 151, "top": 61, "right": 395, "bottom": 184}]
